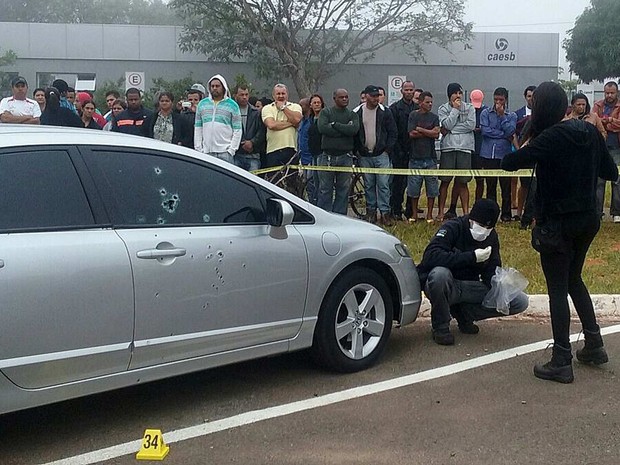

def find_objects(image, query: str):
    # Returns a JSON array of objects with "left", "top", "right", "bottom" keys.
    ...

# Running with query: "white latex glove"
[{"left": 474, "top": 246, "right": 492, "bottom": 263}]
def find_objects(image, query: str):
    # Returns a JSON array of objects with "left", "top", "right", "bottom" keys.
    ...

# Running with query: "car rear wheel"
[{"left": 312, "top": 268, "right": 393, "bottom": 372}]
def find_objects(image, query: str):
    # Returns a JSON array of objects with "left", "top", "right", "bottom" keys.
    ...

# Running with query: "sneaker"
[
  {"left": 432, "top": 329, "right": 455, "bottom": 345},
  {"left": 613, "top": 216, "right": 620, "bottom": 223},
  {"left": 458, "top": 322, "right": 480, "bottom": 334}
]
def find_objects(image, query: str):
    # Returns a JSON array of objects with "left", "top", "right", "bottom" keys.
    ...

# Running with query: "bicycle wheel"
[{"left": 348, "top": 173, "right": 366, "bottom": 218}]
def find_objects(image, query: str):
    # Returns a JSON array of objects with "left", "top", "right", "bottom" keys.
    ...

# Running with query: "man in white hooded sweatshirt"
[{"left": 194, "top": 74, "right": 242, "bottom": 163}]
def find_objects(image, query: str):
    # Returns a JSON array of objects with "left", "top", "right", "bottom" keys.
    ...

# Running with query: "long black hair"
[
  {"left": 44, "top": 87, "right": 61, "bottom": 113},
  {"left": 523, "top": 81, "right": 568, "bottom": 141}
]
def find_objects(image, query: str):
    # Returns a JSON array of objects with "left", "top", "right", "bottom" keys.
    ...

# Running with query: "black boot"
[
  {"left": 576, "top": 329, "right": 609, "bottom": 365},
  {"left": 534, "top": 344, "right": 574, "bottom": 383}
]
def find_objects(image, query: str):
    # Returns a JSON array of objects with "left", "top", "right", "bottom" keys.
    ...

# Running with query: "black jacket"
[
  {"left": 502, "top": 119, "right": 618, "bottom": 218},
  {"left": 354, "top": 105, "right": 397, "bottom": 157},
  {"left": 236, "top": 105, "right": 266, "bottom": 155},
  {"left": 112, "top": 107, "right": 154, "bottom": 137},
  {"left": 144, "top": 111, "right": 193, "bottom": 148},
  {"left": 389, "top": 98, "right": 419, "bottom": 161},
  {"left": 417, "top": 216, "right": 501, "bottom": 288}
]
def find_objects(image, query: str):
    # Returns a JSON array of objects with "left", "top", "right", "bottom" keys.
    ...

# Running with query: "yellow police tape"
[{"left": 252, "top": 165, "right": 534, "bottom": 177}]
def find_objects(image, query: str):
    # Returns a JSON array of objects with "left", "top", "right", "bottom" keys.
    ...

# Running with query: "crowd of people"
[{"left": 4, "top": 74, "right": 620, "bottom": 227}]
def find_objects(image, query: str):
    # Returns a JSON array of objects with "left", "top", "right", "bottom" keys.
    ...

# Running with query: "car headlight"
[{"left": 394, "top": 242, "right": 411, "bottom": 258}]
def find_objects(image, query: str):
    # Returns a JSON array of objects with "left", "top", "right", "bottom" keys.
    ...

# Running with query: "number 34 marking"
[{"left": 143, "top": 434, "right": 159, "bottom": 449}]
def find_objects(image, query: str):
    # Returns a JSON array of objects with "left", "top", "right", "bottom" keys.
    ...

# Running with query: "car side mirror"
[{"left": 266, "top": 198, "right": 294, "bottom": 227}]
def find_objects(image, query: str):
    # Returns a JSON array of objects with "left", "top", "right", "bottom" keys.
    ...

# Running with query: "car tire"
[{"left": 312, "top": 267, "right": 393, "bottom": 373}]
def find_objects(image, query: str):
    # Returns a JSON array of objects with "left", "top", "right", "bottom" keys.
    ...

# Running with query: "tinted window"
[
  {"left": 0, "top": 150, "right": 94, "bottom": 230},
  {"left": 85, "top": 150, "right": 266, "bottom": 226}
]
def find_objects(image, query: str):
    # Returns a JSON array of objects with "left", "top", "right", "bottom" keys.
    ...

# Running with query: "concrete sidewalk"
[{"left": 418, "top": 294, "right": 620, "bottom": 319}]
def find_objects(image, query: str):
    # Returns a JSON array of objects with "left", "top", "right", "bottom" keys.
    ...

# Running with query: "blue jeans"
[
  {"left": 305, "top": 158, "right": 319, "bottom": 205},
  {"left": 408, "top": 157, "right": 439, "bottom": 198},
  {"left": 234, "top": 153, "right": 261, "bottom": 172},
  {"left": 208, "top": 151, "right": 235, "bottom": 164},
  {"left": 359, "top": 153, "right": 391, "bottom": 213},
  {"left": 317, "top": 153, "right": 353, "bottom": 215},
  {"left": 424, "top": 266, "right": 529, "bottom": 331}
]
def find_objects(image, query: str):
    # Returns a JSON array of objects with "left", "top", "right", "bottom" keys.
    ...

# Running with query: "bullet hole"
[
  {"left": 206, "top": 253, "right": 213, "bottom": 260},
  {"left": 157, "top": 216, "right": 166, "bottom": 225},
  {"left": 242, "top": 263, "right": 246, "bottom": 268},
  {"left": 203, "top": 214, "right": 211, "bottom": 223},
  {"left": 229, "top": 240, "right": 233, "bottom": 244},
  {"left": 154, "top": 167, "right": 162, "bottom": 175},
  {"left": 217, "top": 251, "right": 224, "bottom": 258},
  {"left": 161, "top": 193, "right": 179, "bottom": 213},
  {"left": 155, "top": 292, "right": 159, "bottom": 297},
  {"left": 159, "top": 188, "right": 167, "bottom": 196}
]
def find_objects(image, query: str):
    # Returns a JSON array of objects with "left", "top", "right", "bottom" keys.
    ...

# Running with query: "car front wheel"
[{"left": 312, "top": 268, "right": 393, "bottom": 372}]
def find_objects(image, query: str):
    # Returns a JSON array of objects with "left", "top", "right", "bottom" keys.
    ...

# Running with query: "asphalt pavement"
[{"left": 2, "top": 316, "right": 619, "bottom": 465}]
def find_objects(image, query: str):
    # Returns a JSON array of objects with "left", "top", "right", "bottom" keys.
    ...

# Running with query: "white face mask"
[{"left": 470, "top": 221, "right": 492, "bottom": 242}]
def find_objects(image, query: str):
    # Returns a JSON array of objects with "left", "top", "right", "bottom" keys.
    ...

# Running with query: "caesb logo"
[{"left": 488, "top": 37, "right": 515, "bottom": 62}]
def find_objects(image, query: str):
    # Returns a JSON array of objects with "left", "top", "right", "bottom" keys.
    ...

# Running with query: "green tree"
[
  {"left": 144, "top": 74, "right": 197, "bottom": 109},
  {"left": 0, "top": 0, "right": 181, "bottom": 25},
  {"left": 170, "top": 0, "right": 472, "bottom": 97},
  {"left": 92, "top": 77, "right": 125, "bottom": 108},
  {"left": 0, "top": 48, "right": 18, "bottom": 95},
  {"left": 564, "top": 0, "right": 620, "bottom": 83}
]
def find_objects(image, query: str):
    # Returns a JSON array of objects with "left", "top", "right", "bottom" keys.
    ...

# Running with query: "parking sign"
[{"left": 125, "top": 72, "right": 145, "bottom": 92}]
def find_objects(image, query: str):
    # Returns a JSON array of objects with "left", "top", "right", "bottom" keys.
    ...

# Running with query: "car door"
[
  {"left": 81, "top": 147, "right": 309, "bottom": 369},
  {"left": 0, "top": 148, "right": 134, "bottom": 389}
]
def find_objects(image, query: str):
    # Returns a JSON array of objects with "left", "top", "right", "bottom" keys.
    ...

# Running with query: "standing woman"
[
  {"left": 145, "top": 91, "right": 192, "bottom": 147},
  {"left": 502, "top": 82, "right": 618, "bottom": 383},
  {"left": 102, "top": 99, "right": 127, "bottom": 131},
  {"left": 80, "top": 100, "right": 103, "bottom": 129},
  {"left": 33, "top": 87, "right": 46, "bottom": 113},
  {"left": 40, "top": 87, "right": 83, "bottom": 128},
  {"left": 307, "top": 93, "right": 325, "bottom": 205}
]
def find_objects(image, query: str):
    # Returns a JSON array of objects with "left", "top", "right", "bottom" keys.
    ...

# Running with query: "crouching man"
[{"left": 417, "top": 198, "right": 529, "bottom": 345}]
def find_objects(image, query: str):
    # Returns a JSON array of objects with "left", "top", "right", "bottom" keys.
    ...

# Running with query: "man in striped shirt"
[{"left": 194, "top": 74, "right": 242, "bottom": 164}]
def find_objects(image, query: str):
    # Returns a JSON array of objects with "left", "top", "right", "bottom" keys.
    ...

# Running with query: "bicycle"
[{"left": 264, "top": 154, "right": 307, "bottom": 199}]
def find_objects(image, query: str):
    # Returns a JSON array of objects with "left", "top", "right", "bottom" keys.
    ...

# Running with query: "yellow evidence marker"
[{"left": 136, "top": 429, "right": 170, "bottom": 461}]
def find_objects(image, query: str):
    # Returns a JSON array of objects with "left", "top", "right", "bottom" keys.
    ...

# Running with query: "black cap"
[
  {"left": 11, "top": 76, "right": 27, "bottom": 87},
  {"left": 469, "top": 199, "right": 500, "bottom": 228},
  {"left": 447, "top": 82, "right": 463, "bottom": 98},
  {"left": 363, "top": 85, "right": 380, "bottom": 96}
]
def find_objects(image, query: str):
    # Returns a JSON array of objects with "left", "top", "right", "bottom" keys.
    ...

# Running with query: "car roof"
[{"left": 0, "top": 124, "right": 204, "bottom": 160}]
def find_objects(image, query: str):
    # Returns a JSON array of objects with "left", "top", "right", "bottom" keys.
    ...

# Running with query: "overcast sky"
[{"left": 464, "top": 0, "right": 591, "bottom": 76}]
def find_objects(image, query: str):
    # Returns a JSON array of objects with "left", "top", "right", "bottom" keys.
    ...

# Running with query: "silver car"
[{"left": 0, "top": 125, "right": 421, "bottom": 414}]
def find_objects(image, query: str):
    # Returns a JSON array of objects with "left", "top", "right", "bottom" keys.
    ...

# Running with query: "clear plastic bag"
[{"left": 482, "top": 267, "right": 529, "bottom": 315}]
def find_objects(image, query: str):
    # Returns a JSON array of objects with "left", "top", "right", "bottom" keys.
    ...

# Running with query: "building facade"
[{"left": 0, "top": 22, "right": 558, "bottom": 107}]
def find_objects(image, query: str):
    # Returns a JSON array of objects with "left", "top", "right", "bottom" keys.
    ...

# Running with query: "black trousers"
[
  {"left": 538, "top": 212, "right": 600, "bottom": 348},
  {"left": 481, "top": 157, "right": 511, "bottom": 218}
]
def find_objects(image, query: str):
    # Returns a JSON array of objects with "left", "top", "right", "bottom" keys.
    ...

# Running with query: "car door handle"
[{"left": 136, "top": 248, "right": 187, "bottom": 259}]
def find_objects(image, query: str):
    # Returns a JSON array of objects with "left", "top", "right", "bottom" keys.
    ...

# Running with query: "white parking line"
[{"left": 42, "top": 324, "right": 620, "bottom": 465}]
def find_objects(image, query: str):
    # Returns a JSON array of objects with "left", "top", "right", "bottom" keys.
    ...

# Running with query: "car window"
[
  {"left": 0, "top": 150, "right": 94, "bottom": 231},
  {"left": 84, "top": 150, "right": 267, "bottom": 226}
]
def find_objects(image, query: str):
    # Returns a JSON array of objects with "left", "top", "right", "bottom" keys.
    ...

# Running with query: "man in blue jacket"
[{"left": 480, "top": 87, "right": 517, "bottom": 222}]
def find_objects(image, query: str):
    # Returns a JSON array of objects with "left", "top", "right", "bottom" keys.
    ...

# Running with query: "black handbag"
[{"left": 531, "top": 218, "right": 569, "bottom": 254}]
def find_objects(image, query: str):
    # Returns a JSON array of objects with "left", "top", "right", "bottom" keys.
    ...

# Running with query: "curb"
[{"left": 417, "top": 294, "right": 620, "bottom": 319}]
